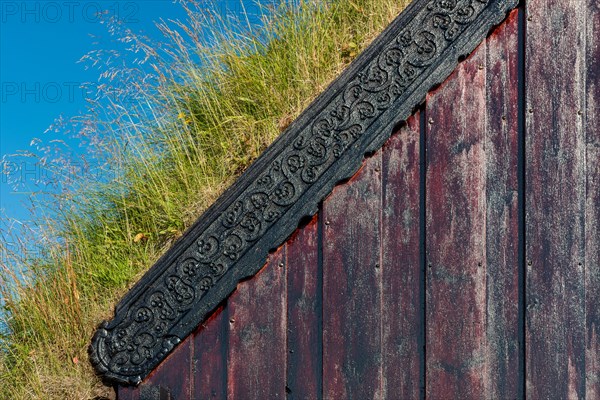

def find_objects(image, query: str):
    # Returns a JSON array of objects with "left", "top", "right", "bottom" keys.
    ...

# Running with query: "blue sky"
[
  {"left": 0, "top": 1, "right": 263, "bottom": 237},
  {"left": 1, "top": 1, "right": 186, "bottom": 226}
]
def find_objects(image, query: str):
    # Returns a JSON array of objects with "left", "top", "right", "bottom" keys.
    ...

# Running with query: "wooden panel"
[
  {"left": 525, "top": 0, "right": 588, "bottom": 397},
  {"left": 322, "top": 152, "right": 383, "bottom": 399},
  {"left": 483, "top": 10, "right": 521, "bottom": 398},
  {"left": 425, "top": 40, "right": 489, "bottom": 398},
  {"left": 113, "top": 11, "right": 600, "bottom": 398},
  {"left": 286, "top": 215, "right": 321, "bottom": 399},
  {"left": 192, "top": 305, "right": 227, "bottom": 399},
  {"left": 380, "top": 113, "right": 422, "bottom": 398},
  {"left": 144, "top": 336, "right": 193, "bottom": 399},
  {"left": 117, "top": 386, "right": 140, "bottom": 400},
  {"left": 226, "top": 250, "right": 287, "bottom": 399},
  {"left": 585, "top": 0, "right": 600, "bottom": 396}
]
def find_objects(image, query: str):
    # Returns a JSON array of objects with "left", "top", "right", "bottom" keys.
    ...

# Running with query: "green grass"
[{"left": 0, "top": 0, "right": 410, "bottom": 397}]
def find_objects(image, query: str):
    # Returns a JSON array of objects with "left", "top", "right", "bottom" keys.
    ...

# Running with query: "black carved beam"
[{"left": 90, "top": 0, "right": 518, "bottom": 385}]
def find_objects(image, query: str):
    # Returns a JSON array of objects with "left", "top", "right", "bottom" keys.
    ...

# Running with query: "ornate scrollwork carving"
[{"left": 90, "top": 0, "right": 517, "bottom": 385}]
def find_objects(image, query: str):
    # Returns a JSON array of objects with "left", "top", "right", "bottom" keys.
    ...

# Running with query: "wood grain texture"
[
  {"left": 380, "top": 113, "right": 422, "bottom": 399},
  {"left": 585, "top": 0, "right": 600, "bottom": 396},
  {"left": 117, "top": 386, "right": 140, "bottom": 400},
  {"left": 143, "top": 336, "right": 193, "bottom": 399},
  {"left": 483, "top": 9, "right": 521, "bottom": 398},
  {"left": 192, "top": 305, "right": 227, "bottom": 399},
  {"left": 425, "top": 40, "right": 489, "bottom": 398},
  {"left": 525, "top": 0, "right": 588, "bottom": 397},
  {"left": 226, "top": 250, "right": 287, "bottom": 399},
  {"left": 322, "top": 152, "right": 383, "bottom": 400},
  {"left": 286, "top": 215, "right": 321, "bottom": 400}
]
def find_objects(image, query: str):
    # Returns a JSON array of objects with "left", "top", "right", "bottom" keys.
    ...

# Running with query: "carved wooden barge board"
[{"left": 89, "top": 0, "right": 518, "bottom": 385}]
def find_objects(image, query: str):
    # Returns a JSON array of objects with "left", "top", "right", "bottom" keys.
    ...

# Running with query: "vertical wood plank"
[
  {"left": 484, "top": 10, "right": 521, "bottom": 399},
  {"left": 322, "top": 152, "right": 383, "bottom": 399},
  {"left": 525, "top": 0, "right": 588, "bottom": 397},
  {"left": 425, "top": 41, "right": 488, "bottom": 399},
  {"left": 144, "top": 336, "right": 193, "bottom": 399},
  {"left": 192, "top": 305, "right": 227, "bottom": 399},
  {"left": 226, "top": 250, "right": 287, "bottom": 399},
  {"left": 585, "top": 0, "right": 600, "bottom": 396},
  {"left": 286, "top": 215, "right": 321, "bottom": 400},
  {"left": 380, "top": 114, "right": 421, "bottom": 399},
  {"left": 117, "top": 386, "right": 140, "bottom": 400}
]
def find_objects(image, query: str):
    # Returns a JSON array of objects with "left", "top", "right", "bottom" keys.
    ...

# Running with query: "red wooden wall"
[{"left": 117, "top": 3, "right": 599, "bottom": 399}]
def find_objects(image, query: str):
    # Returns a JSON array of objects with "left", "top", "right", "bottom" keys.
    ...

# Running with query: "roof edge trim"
[{"left": 90, "top": 0, "right": 518, "bottom": 385}]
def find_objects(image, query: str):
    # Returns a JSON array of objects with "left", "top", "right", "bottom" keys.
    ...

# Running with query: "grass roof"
[{"left": 0, "top": 0, "right": 410, "bottom": 397}]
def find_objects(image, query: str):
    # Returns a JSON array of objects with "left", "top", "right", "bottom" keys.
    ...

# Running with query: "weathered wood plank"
[
  {"left": 322, "top": 152, "right": 383, "bottom": 399},
  {"left": 226, "top": 250, "right": 287, "bottom": 399},
  {"left": 585, "top": 0, "right": 600, "bottom": 396},
  {"left": 425, "top": 40, "right": 488, "bottom": 399},
  {"left": 192, "top": 305, "right": 227, "bottom": 399},
  {"left": 286, "top": 215, "right": 321, "bottom": 399},
  {"left": 143, "top": 336, "right": 193, "bottom": 399},
  {"left": 484, "top": 9, "right": 521, "bottom": 398},
  {"left": 117, "top": 386, "right": 140, "bottom": 400},
  {"left": 524, "top": 0, "right": 588, "bottom": 397},
  {"left": 380, "top": 113, "right": 422, "bottom": 399}
]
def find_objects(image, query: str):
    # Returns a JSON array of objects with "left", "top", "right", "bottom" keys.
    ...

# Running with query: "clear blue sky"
[
  {"left": 1, "top": 1, "right": 186, "bottom": 226},
  {"left": 1, "top": 0, "right": 261, "bottom": 236}
]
